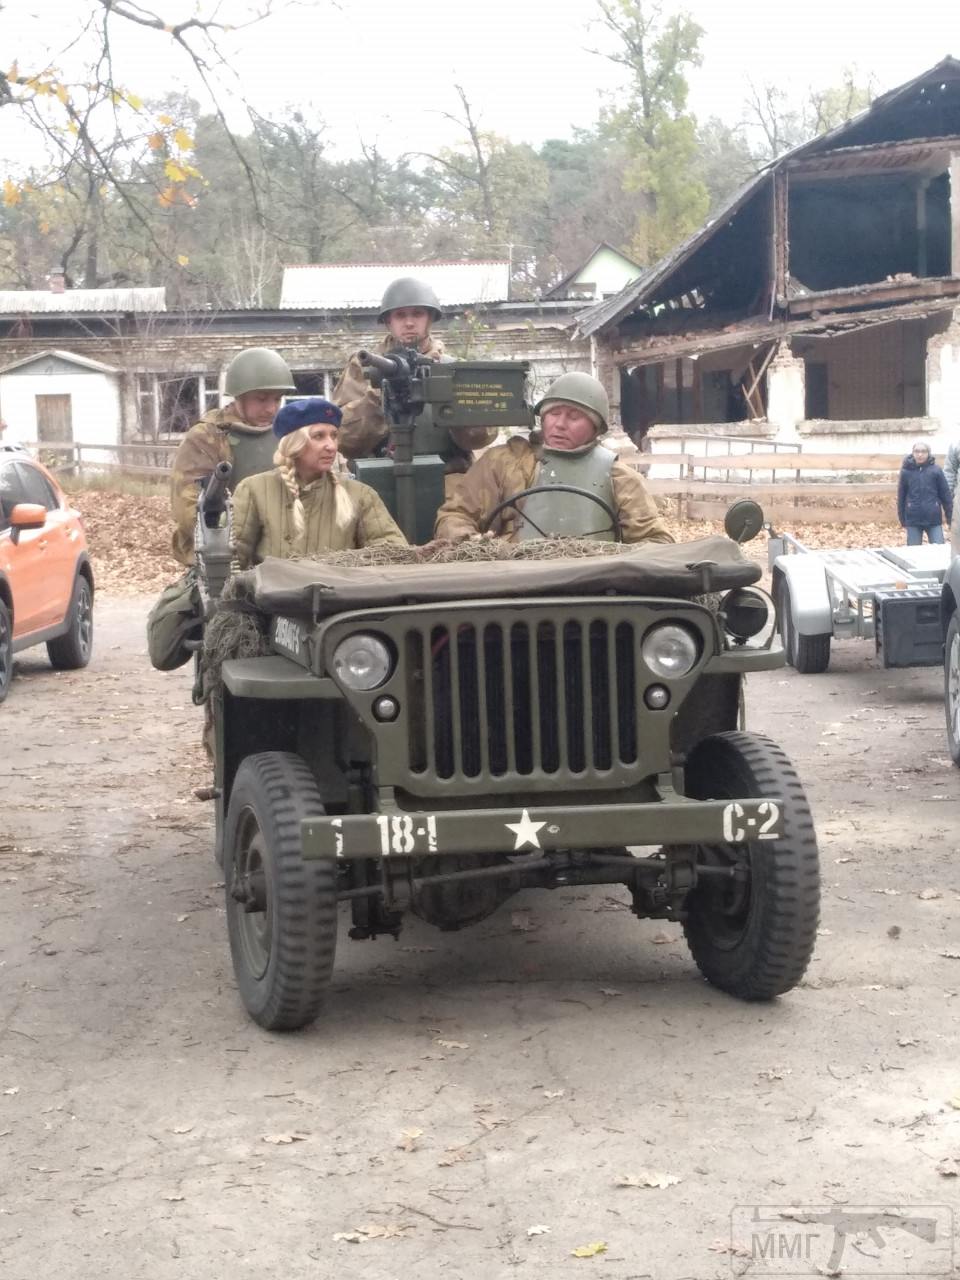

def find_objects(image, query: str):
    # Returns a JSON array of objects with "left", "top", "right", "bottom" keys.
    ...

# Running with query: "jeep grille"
[{"left": 403, "top": 617, "right": 639, "bottom": 783}]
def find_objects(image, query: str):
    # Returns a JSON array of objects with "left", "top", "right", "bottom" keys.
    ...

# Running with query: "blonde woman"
[{"left": 231, "top": 398, "right": 406, "bottom": 569}]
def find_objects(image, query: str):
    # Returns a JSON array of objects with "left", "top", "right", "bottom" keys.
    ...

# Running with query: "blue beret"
[{"left": 273, "top": 397, "right": 342, "bottom": 439}]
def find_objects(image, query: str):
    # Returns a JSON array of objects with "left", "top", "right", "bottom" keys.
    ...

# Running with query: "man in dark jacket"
[{"left": 897, "top": 440, "right": 952, "bottom": 545}]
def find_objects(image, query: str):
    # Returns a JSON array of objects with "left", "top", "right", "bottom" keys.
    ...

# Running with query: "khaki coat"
[
  {"left": 434, "top": 437, "right": 674, "bottom": 545},
  {"left": 169, "top": 404, "right": 265, "bottom": 566},
  {"left": 231, "top": 469, "right": 406, "bottom": 569}
]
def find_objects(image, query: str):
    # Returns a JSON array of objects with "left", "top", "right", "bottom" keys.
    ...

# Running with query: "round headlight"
[
  {"left": 641, "top": 624, "right": 699, "bottom": 679},
  {"left": 332, "top": 633, "right": 393, "bottom": 690},
  {"left": 721, "top": 588, "right": 770, "bottom": 641}
]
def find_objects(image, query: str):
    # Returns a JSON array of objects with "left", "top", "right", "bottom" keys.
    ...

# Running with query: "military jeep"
[{"left": 210, "top": 505, "right": 820, "bottom": 1031}]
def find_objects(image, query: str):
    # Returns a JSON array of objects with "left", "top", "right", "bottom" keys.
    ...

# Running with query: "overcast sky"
[{"left": 2, "top": 0, "right": 958, "bottom": 165}]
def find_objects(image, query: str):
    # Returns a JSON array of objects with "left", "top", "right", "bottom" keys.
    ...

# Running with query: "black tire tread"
[
  {"left": 777, "top": 575, "right": 830, "bottom": 674},
  {"left": 682, "top": 730, "right": 820, "bottom": 1000},
  {"left": 225, "top": 751, "right": 337, "bottom": 1031},
  {"left": 944, "top": 612, "right": 960, "bottom": 767},
  {"left": 0, "top": 599, "right": 11, "bottom": 703},
  {"left": 47, "top": 574, "right": 93, "bottom": 670}
]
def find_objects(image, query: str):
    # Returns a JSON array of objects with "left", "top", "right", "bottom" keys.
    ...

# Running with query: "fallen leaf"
[
  {"left": 3, "top": 1087, "right": 20, "bottom": 1096},
  {"left": 176, "top": 914, "right": 189, "bottom": 923},
  {"left": 756, "top": 1068, "right": 791, "bottom": 1082},
  {"left": 919, "top": 889, "right": 943, "bottom": 901},
  {"left": 437, "top": 1148, "right": 467, "bottom": 1167},
  {"left": 600, "top": 988, "right": 623, "bottom": 997},
  {"left": 543, "top": 1089, "right": 565, "bottom": 1099},
  {"left": 615, "top": 1170, "right": 681, "bottom": 1189},
  {"left": 708, "top": 1238, "right": 752, "bottom": 1257},
  {"left": 948, "top": 1096, "right": 960, "bottom": 1110},
  {"left": 397, "top": 1127, "right": 423, "bottom": 1152},
  {"left": 511, "top": 910, "right": 536, "bottom": 932},
  {"left": 527, "top": 1224, "right": 551, "bottom": 1236},
  {"left": 873, "top": 888, "right": 900, "bottom": 896},
  {"left": 939, "top": 951, "right": 960, "bottom": 960},
  {"left": 262, "top": 1132, "right": 308, "bottom": 1145},
  {"left": 937, "top": 1158, "right": 960, "bottom": 1177},
  {"left": 162, "top": 1194, "right": 185, "bottom": 1202},
  {"left": 400, "top": 946, "right": 436, "bottom": 953},
  {"left": 332, "top": 1222, "right": 410, "bottom": 1242},
  {"left": 651, "top": 931, "right": 676, "bottom": 944},
  {"left": 571, "top": 1241, "right": 607, "bottom": 1257},
  {"left": 897, "top": 1037, "right": 919, "bottom": 1047},
  {"left": 435, "top": 1039, "right": 468, "bottom": 1050},
  {"left": 171, "top": 1125, "right": 193, "bottom": 1134}
]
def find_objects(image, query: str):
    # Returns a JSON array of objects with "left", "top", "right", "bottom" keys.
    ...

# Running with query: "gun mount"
[{"left": 356, "top": 347, "right": 531, "bottom": 542}]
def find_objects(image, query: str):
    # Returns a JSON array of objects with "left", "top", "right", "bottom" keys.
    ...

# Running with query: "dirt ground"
[{"left": 2, "top": 590, "right": 960, "bottom": 1280}]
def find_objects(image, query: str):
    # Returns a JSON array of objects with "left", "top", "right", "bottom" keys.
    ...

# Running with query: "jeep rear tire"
[
  {"left": 777, "top": 576, "right": 830, "bottom": 674},
  {"left": 224, "top": 752, "right": 337, "bottom": 1031},
  {"left": 47, "top": 573, "right": 93, "bottom": 670},
  {"left": 681, "top": 731, "right": 820, "bottom": 1000}
]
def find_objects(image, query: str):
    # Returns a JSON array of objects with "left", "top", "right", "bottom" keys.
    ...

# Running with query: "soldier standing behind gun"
[
  {"left": 332, "top": 277, "right": 498, "bottom": 482},
  {"left": 169, "top": 347, "right": 296, "bottom": 566}
]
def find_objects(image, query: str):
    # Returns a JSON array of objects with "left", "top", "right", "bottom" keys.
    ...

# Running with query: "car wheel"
[
  {"left": 681, "top": 731, "right": 820, "bottom": 1000},
  {"left": 0, "top": 599, "right": 12, "bottom": 703},
  {"left": 47, "top": 574, "right": 94, "bottom": 670},
  {"left": 224, "top": 751, "right": 337, "bottom": 1031},
  {"left": 944, "top": 612, "right": 960, "bottom": 767},
  {"left": 777, "top": 576, "right": 830, "bottom": 674}
]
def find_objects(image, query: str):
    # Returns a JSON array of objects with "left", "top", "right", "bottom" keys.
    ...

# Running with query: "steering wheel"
[{"left": 480, "top": 484, "right": 623, "bottom": 543}]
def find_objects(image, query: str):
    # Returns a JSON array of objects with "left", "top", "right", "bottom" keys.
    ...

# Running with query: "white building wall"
[{"left": 0, "top": 369, "right": 121, "bottom": 456}]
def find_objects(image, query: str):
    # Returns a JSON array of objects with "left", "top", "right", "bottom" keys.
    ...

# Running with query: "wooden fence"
[
  {"left": 25, "top": 438, "right": 905, "bottom": 524},
  {"left": 638, "top": 444, "right": 903, "bottom": 522}
]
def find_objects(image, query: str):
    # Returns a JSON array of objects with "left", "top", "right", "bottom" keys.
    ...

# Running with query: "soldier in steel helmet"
[
  {"left": 169, "top": 347, "right": 296, "bottom": 565},
  {"left": 332, "top": 276, "right": 498, "bottom": 475},
  {"left": 434, "top": 372, "right": 673, "bottom": 544}
]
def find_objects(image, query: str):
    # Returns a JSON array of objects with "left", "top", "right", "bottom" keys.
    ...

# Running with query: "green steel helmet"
[
  {"left": 224, "top": 348, "right": 296, "bottom": 397},
  {"left": 377, "top": 276, "right": 442, "bottom": 323},
  {"left": 534, "top": 372, "right": 609, "bottom": 431}
]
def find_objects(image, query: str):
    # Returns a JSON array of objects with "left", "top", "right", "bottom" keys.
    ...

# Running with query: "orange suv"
[{"left": 0, "top": 452, "right": 94, "bottom": 702}]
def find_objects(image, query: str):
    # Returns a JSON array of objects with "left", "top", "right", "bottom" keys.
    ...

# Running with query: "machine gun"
[
  {"left": 194, "top": 460, "right": 234, "bottom": 610},
  {"left": 357, "top": 347, "right": 531, "bottom": 543}
]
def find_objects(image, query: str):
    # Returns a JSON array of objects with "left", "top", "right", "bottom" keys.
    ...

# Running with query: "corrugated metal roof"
[
  {"left": 280, "top": 261, "right": 511, "bottom": 309},
  {"left": 0, "top": 287, "right": 166, "bottom": 314}
]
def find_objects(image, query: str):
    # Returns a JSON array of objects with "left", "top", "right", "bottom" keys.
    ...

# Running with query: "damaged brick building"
[{"left": 578, "top": 57, "right": 960, "bottom": 460}]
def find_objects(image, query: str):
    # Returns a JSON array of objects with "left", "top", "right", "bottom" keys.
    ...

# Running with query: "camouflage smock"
[
  {"left": 332, "top": 333, "right": 498, "bottom": 462},
  {"left": 231, "top": 469, "right": 406, "bottom": 569},
  {"left": 170, "top": 404, "right": 270, "bottom": 566},
  {"left": 433, "top": 436, "right": 674, "bottom": 544}
]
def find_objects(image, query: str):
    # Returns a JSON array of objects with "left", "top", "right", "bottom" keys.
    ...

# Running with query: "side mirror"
[
  {"left": 9, "top": 502, "right": 47, "bottom": 545},
  {"left": 723, "top": 499, "right": 764, "bottom": 544}
]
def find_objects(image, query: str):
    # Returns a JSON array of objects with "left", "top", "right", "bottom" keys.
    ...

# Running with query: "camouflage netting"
[
  {"left": 200, "top": 577, "right": 271, "bottom": 703},
  {"left": 200, "top": 537, "right": 735, "bottom": 700}
]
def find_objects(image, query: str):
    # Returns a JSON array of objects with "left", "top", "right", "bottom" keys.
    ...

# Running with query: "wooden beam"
[
  {"left": 788, "top": 275, "right": 960, "bottom": 316},
  {"left": 786, "top": 134, "right": 960, "bottom": 177},
  {"left": 773, "top": 169, "right": 788, "bottom": 309},
  {"left": 679, "top": 451, "right": 903, "bottom": 473},
  {"left": 610, "top": 292, "right": 960, "bottom": 369},
  {"left": 685, "top": 498, "right": 891, "bottom": 523}
]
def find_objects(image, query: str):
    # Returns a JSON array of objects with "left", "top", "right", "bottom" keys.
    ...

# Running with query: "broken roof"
[{"left": 577, "top": 55, "right": 960, "bottom": 338}]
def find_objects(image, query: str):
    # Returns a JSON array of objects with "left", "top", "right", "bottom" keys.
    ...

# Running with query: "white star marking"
[{"left": 505, "top": 808, "right": 548, "bottom": 851}]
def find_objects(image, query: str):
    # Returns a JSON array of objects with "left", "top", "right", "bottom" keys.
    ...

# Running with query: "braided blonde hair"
[{"left": 275, "top": 426, "right": 355, "bottom": 550}]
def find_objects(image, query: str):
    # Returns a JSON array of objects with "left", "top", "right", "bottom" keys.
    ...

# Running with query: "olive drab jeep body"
[{"left": 210, "top": 515, "right": 821, "bottom": 1031}]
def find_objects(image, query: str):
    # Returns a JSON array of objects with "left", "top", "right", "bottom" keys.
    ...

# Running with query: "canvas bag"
[{"left": 147, "top": 570, "right": 203, "bottom": 671}]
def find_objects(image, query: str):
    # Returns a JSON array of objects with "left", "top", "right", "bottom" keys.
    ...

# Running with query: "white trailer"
[{"left": 768, "top": 533, "right": 949, "bottom": 673}]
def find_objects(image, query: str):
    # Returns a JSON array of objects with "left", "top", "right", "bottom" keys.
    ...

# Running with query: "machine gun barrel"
[
  {"left": 358, "top": 348, "right": 407, "bottom": 378},
  {"left": 200, "top": 460, "right": 232, "bottom": 527}
]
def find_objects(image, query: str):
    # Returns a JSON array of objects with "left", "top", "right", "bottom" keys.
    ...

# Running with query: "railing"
[
  {"left": 21, "top": 440, "right": 178, "bottom": 476},
  {"left": 636, "top": 447, "right": 903, "bottom": 522}
]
